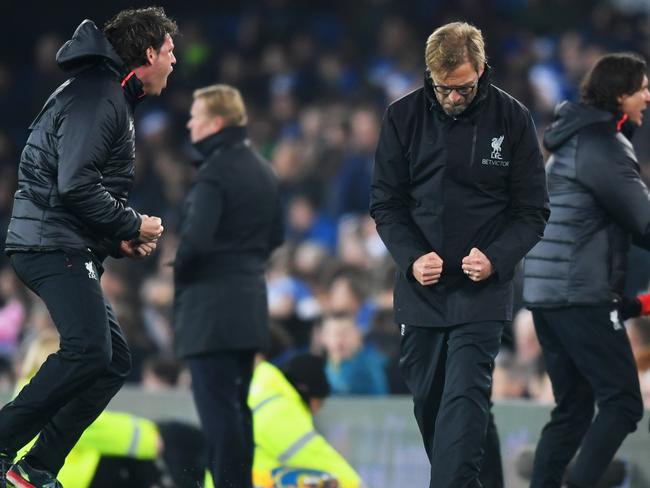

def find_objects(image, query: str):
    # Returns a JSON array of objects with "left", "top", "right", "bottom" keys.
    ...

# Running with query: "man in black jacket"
[
  {"left": 0, "top": 8, "right": 177, "bottom": 487},
  {"left": 370, "top": 22, "right": 549, "bottom": 488},
  {"left": 173, "top": 84, "right": 283, "bottom": 488},
  {"left": 524, "top": 53, "right": 650, "bottom": 488}
]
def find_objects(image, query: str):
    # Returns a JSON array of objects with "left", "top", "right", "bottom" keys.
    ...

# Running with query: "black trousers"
[
  {"left": 531, "top": 307, "right": 643, "bottom": 488},
  {"left": 399, "top": 321, "right": 504, "bottom": 488},
  {"left": 187, "top": 351, "right": 255, "bottom": 488},
  {"left": 0, "top": 251, "right": 131, "bottom": 473}
]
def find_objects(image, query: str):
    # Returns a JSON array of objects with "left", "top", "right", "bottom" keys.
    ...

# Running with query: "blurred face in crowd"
[
  {"left": 619, "top": 75, "right": 650, "bottom": 126},
  {"left": 187, "top": 97, "right": 222, "bottom": 143},
  {"left": 432, "top": 61, "right": 484, "bottom": 116},
  {"left": 321, "top": 316, "right": 362, "bottom": 365},
  {"left": 136, "top": 34, "right": 176, "bottom": 96}
]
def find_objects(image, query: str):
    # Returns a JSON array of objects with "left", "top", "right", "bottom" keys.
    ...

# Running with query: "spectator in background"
[
  {"left": 524, "top": 53, "right": 650, "bottom": 488},
  {"left": 0, "top": 7, "right": 175, "bottom": 487},
  {"left": 140, "top": 353, "right": 185, "bottom": 391},
  {"left": 370, "top": 21, "right": 548, "bottom": 488},
  {"left": 173, "top": 84, "right": 284, "bottom": 488},
  {"left": 0, "top": 267, "right": 26, "bottom": 359},
  {"left": 320, "top": 313, "right": 388, "bottom": 395},
  {"left": 286, "top": 191, "right": 337, "bottom": 253},
  {"left": 329, "top": 107, "right": 380, "bottom": 219}
]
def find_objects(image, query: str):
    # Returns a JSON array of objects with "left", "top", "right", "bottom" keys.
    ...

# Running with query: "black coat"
[
  {"left": 370, "top": 68, "right": 549, "bottom": 327},
  {"left": 173, "top": 127, "right": 284, "bottom": 357},
  {"left": 5, "top": 20, "right": 143, "bottom": 261},
  {"left": 524, "top": 102, "right": 650, "bottom": 307}
]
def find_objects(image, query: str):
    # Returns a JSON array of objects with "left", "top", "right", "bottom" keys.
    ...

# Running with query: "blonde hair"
[
  {"left": 425, "top": 22, "right": 486, "bottom": 78},
  {"left": 193, "top": 84, "right": 248, "bottom": 127}
]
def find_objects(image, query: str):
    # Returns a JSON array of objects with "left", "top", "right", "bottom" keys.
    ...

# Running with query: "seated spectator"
[
  {"left": 0, "top": 266, "right": 27, "bottom": 358},
  {"left": 141, "top": 353, "right": 186, "bottom": 391},
  {"left": 320, "top": 313, "right": 388, "bottom": 395},
  {"left": 286, "top": 191, "right": 337, "bottom": 253}
]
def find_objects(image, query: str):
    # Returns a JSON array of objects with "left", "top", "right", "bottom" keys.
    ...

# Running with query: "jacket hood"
[
  {"left": 424, "top": 63, "right": 493, "bottom": 121},
  {"left": 56, "top": 20, "right": 126, "bottom": 73},
  {"left": 543, "top": 102, "right": 613, "bottom": 151}
]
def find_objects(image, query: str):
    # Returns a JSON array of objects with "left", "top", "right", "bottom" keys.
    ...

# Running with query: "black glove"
[{"left": 618, "top": 296, "right": 642, "bottom": 322}]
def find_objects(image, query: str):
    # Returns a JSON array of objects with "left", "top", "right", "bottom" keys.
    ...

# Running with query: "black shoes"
[{"left": 6, "top": 458, "right": 63, "bottom": 488}]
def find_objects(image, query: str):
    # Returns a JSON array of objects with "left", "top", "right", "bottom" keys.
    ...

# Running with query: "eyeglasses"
[{"left": 432, "top": 78, "right": 479, "bottom": 97}]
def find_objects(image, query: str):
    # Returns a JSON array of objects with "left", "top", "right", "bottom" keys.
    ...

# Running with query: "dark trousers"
[
  {"left": 0, "top": 251, "right": 131, "bottom": 473},
  {"left": 399, "top": 321, "right": 504, "bottom": 488},
  {"left": 481, "top": 410, "right": 504, "bottom": 488},
  {"left": 187, "top": 351, "right": 255, "bottom": 488},
  {"left": 531, "top": 307, "right": 643, "bottom": 488}
]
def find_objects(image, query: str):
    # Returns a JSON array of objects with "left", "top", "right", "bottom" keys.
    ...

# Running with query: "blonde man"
[
  {"left": 370, "top": 22, "right": 549, "bottom": 487},
  {"left": 173, "top": 84, "right": 284, "bottom": 488}
]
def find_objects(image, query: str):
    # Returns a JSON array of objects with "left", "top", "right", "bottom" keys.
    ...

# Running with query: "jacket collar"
[
  {"left": 424, "top": 63, "right": 492, "bottom": 121},
  {"left": 119, "top": 70, "right": 146, "bottom": 108},
  {"left": 192, "top": 126, "right": 249, "bottom": 163}
]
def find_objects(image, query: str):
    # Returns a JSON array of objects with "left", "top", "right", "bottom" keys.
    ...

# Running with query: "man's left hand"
[
  {"left": 119, "top": 240, "right": 157, "bottom": 258},
  {"left": 461, "top": 247, "right": 493, "bottom": 282}
]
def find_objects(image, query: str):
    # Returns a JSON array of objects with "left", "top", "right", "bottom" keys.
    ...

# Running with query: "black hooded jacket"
[
  {"left": 524, "top": 101, "right": 650, "bottom": 307},
  {"left": 370, "top": 67, "right": 549, "bottom": 327},
  {"left": 4, "top": 20, "right": 143, "bottom": 260}
]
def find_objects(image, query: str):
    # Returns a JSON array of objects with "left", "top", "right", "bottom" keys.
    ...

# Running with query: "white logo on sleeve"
[
  {"left": 85, "top": 261, "right": 98, "bottom": 280},
  {"left": 491, "top": 135, "right": 504, "bottom": 159}
]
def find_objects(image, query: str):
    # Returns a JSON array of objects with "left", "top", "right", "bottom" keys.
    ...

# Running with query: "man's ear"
[
  {"left": 478, "top": 64, "right": 485, "bottom": 78},
  {"left": 145, "top": 46, "right": 157, "bottom": 66},
  {"left": 212, "top": 116, "right": 225, "bottom": 133}
]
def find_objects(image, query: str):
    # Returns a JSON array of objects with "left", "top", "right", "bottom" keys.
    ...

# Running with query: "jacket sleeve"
[
  {"left": 483, "top": 109, "right": 550, "bottom": 281},
  {"left": 370, "top": 108, "right": 431, "bottom": 276},
  {"left": 174, "top": 180, "right": 224, "bottom": 275},
  {"left": 269, "top": 195, "right": 285, "bottom": 252},
  {"left": 577, "top": 137, "right": 650, "bottom": 249},
  {"left": 56, "top": 95, "right": 141, "bottom": 240}
]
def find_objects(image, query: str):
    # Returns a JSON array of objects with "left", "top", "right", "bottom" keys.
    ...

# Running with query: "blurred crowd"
[{"left": 3, "top": 0, "right": 650, "bottom": 404}]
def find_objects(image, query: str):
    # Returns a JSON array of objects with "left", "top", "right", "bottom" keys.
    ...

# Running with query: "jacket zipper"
[{"left": 470, "top": 123, "right": 478, "bottom": 165}]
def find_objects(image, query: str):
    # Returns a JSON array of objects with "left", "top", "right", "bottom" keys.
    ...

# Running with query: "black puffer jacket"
[
  {"left": 4, "top": 20, "right": 143, "bottom": 260},
  {"left": 524, "top": 102, "right": 650, "bottom": 307}
]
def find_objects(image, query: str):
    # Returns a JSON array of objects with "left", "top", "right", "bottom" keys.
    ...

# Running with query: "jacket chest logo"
[
  {"left": 85, "top": 261, "right": 98, "bottom": 280},
  {"left": 482, "top": 134, "right": 509, "bottom": 167},
  {"left": 491, "top": 135, "right": 504, "bottom": 159}
]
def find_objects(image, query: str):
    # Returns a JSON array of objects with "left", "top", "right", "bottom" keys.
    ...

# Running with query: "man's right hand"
[
  {"left": 139, "top": 214, "right": 164, "bottom": 243},
  {"left": 412, "top": 251, "right": 443, "bottom": 286}
]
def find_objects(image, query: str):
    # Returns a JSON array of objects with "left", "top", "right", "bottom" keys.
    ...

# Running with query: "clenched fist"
[
  {"left": 461, "top": 247, "right": 493, "bottom": 282},
  {"left": 412, "top": 251, "right": 444, "bottom": 286}
]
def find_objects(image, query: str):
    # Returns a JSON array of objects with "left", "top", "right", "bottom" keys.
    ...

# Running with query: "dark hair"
[
  {"left": 580, "top": 52, "right": 647, "bottom": 113},
  {"left": 103, "top": 6, "right": 178, "bottom": 69},
  {"left": 282, "top": 353, "right": 331, "bottom": 403}
]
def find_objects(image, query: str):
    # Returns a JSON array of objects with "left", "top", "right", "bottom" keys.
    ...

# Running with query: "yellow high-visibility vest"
[{"left": 247, "top": 361, "right": 362, "bottom": 488}]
